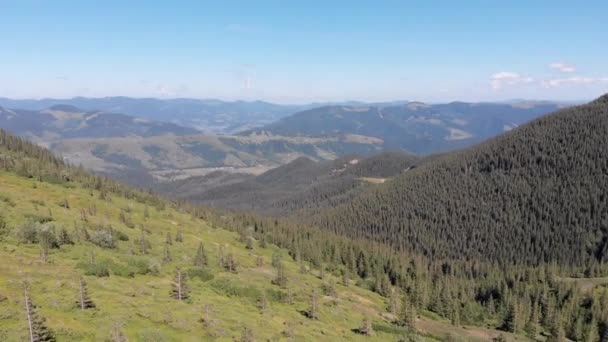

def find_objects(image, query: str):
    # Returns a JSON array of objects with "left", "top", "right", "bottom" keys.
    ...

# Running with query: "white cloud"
[
  {"left": 490, "top": 72, "right": 533, "bottom": 90},
  {"left": 549, "top": 62, "right": 576, "bottom": 73},
  {"left": 542, "top": 76, "right": 608, "bottom": 88}
]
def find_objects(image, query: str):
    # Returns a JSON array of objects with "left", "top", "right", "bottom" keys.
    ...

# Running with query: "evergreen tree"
[
  {"left": 359, "top": 316, "right": 373, "bottom": 336},
  {"left": 109, "top": 322, "right": 127, "bottom": 342},
  {"left": 398, "top": 293, "right": 416, "bottom": 331},
  {"left": 342, "top": 269, "right": 349, "bottom": 287},
  {"left": 239, "top": 326, "right": 254, "bottom": 342},
  {"left": 139, "top": 227, "right": 149, "bottom": 255},
  {"left": 245, "top": 236, "right": 254, "bottom": 250},
  {"left": 165, "top": 232, "right": 172, "bottom": 245},
  {"left": 193, "top": 242, "right": 208, "bottom": 267},
  {"left": 525, "top": 299, "right": 539, "bottom": 339},
  {"left": 502, "top": 303, "right": 517, "bottom": 333},
  {"left": 307, "top": 289, "right": 320, "bottom": 320},
  {"left": 223, "top": 253, "right": 238, "bottom": 272},
  {"left": 23, "top": 284, "right": 55, "bottom": 342},
  {"left": 271, "top": 261, "right": 288, "bottom": 288},
  {"left": 163, "top": 243, "right": 172, "bottom": 264},
  {"left": 171, "top": 269, "right": 189, "bottom": 301},
  {"left": 175, "top": 230, "right": 183, "bottom": 243},
  {"left": 76, "top": 277, "right": 96, "bottom": 310}
]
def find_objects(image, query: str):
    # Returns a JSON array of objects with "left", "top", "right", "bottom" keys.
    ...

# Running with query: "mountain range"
[{"left": 245, "top": 101, "right": 568, "bottom": 154}]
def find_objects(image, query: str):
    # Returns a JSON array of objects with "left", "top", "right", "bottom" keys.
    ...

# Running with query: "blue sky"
[{"left": 1, "top": 1, "right": 607, "bottom": 103}]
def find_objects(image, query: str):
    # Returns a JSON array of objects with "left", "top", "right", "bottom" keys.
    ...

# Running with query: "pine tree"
[
  {"left": 239, "top": 326, "right": 254, "bottom": 342},
  {"left": 223, "top": 253, "right": 238, "bottom": 272},
  {"left": 175, "top": 230, "right": 183, "bottom": 243},
  {"left": 163, "top": 243, "right": 172, "bottom": 264},
  {"left": 389, "top": 287, "right": 399, "bottom": 315},
  {"left": 193, "top": 242, "right": 208, "bottom": 267},
  {"left": 342, "top": 269, "right": 349, "bottom": 287},
  {"left": 172, "top": 269, "right": 189, "bottom": 301},
  {"left": 258, "top": 293, "right": 268, "bottom": 313},
  {"left": 583, "top": 317, "right": 598, "bottom": 342},
  {"left": 307, "top": 289, "right": 320, "bottom": 320},
  {"left": 139, "top": 227, "right": 149, "bottom": 255},
  {"left": 525, "top": 299, "right": 539, "bottom": 339},
  {"left": 76, "top": 277, "right": 96, "bottom": 310},
  {"left": 23, "top": 284, "right": 55, "bottom": 342},
  {"left": 502, "top": 303, "right": 517, "bottom": 333},
  {"left": 359, "top": 316, "right": 373, "bottom": 336},
  {"left": 109, "top": 322, "right": 127, "bottom": 342},
  {"left": 245, "top": 236, "right": 254, "bottom": 250},
  {"left": 271, "top": 261, "right": 288, "bottom": 288},
  {"left": 398, "top": 293, "right": 416, "bottom": 331},
  {"left": 165, "top": 232, "right": 172, "bottom": 245},
  {"left": 255, "top": 255, "right": 264, "bottom": 267}
]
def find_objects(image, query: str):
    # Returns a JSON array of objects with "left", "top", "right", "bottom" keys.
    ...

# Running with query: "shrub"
[
  {"left": 187, "top": 267, "right": 214, "bottom": 282},
  {"left": 78, "top": 261, "right": 110, "bottom": 277},
  {"left": 210, "top": 278, "right": 261, "bottom": 301},
  {"left": 114, "top": 230, "right": 129, "bottom": 241},
  {"left": 90, "top": 230, "right": 116, "bottom": 249},
  {"left": 16, "top": 220, "right": 41, "bottom": 243}
]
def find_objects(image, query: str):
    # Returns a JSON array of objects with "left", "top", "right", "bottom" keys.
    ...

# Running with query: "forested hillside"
[{"left": 312, "top": 94, "right": 608, "bottom": 267}]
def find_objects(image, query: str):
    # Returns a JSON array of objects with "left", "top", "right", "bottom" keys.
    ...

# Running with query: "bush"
[
  {"left": 16, "top": 220, "right": 42, "bottom": 243},
  {"left": 114, "top": 230, "right": 129, "bottom": 241},
  {"left": 127, "top": 258, "right": 151, "bottom": 276},
  {"left": 90, "top": 230, "right": 116, "bottom": 249},
  {"left": 210, "top": 278, "right": 261, "bottom": 301},
  {"left": 78, "top": 261, "right": 110, "bottom": 277},
  {"left": 187, "top": 267, "right": 214, "bottom": 282},
  {"left": 23, "top": 213, "right": 53, "bottom": 224}
]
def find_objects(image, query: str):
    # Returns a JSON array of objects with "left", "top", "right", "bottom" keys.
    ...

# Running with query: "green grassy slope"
[
  {"left": 0, "top": 171, "right": 421, "bottom": 341},
  {"left": 0, "top": 170, "right": 532, "bottom": 341}
]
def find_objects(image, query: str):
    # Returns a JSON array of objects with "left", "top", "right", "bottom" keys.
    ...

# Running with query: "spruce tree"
[
  {"left": 23, "top": 284, "right": 55, "bottom": 342},
  {"left": 398, "top": 293, "right": 416, "bottom": 331},
  {"left": 175, "top": 230, "right": 183, "bottom": 243},
  {"left": 359, "top": 316, "right": 373, "bottom": 336},
  {"left": 223, "top": 253, "right": 238, "bottom": 272},
  {"left": 139, "top": 227, "right": 149, "bottom": 255},
  {"left": 163, "top": 243, "right": 172, "bottom": 264},
  {"left": 502, "top": 303, "right": 517, "bottom": 333},
  {"left": 193, "top": 242, "right": 208, "bottom": 267},
  {"left": 307, "top": 289, "right": 320, "bottom": 320},
  {"left": 172, "top": 269, "right": 189, "bottom": 301},
  {"left": 76, "top": 277, "right": 96, "bottom": 310},
  {"left": 109, "top": 322, "right": 127, "bottom": 342},
  {"left": 239, "top": 326, "right": 254, "bottom": 342},
  {"left": 271, "top": 262, "right": 288, "bottom": 288}
]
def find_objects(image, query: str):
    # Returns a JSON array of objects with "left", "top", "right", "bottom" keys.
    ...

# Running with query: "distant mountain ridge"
[
  {"left": 245, "top": 101, "right": 567, "bottom": 154},
  {"left": 0, "top": 106, "right": 199, "bottom": 143}
]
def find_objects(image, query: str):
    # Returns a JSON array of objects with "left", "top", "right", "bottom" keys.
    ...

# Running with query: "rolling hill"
[
  {"left": 50, "top": 133, "right": 384, "bottom": 185},
  {"left": 160, "top": 152, "right": 420, "bottom": 215},
  {"left": 245, "top": 101, "right": 566, "bottom": 154},
  {"left": 311, "top": 94, "right": 608, "bottom": 266},
  {"left": 0, "top": 105, "right": 199, "bottom": 143}
]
